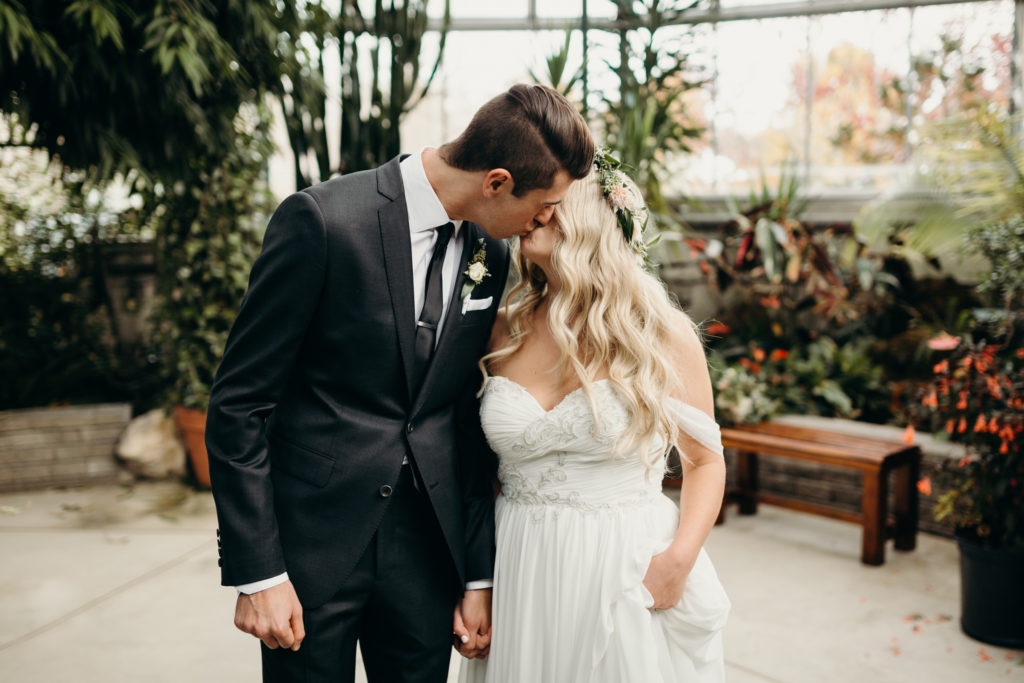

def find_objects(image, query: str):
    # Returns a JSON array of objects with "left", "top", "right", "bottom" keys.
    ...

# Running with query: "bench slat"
[
  {"left": 721, "top": 429, "right": 889, "bottom": 469},
  {"left": 756, "top": 492, "right": 863, "bottom": 525},
  {"left": 728, "top": 422, "right": 913, "bottom": 456}
]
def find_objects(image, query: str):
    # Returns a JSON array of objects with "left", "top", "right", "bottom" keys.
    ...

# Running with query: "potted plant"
[
  {"left": 901, "top": 106, "right": 1024, "bottom": 646},
  {"left": 909, "top": 324, "right": 1023, "bottom": 647},
  {"left": 900, "top": 112, "right": 1024, "bottom": 647}
]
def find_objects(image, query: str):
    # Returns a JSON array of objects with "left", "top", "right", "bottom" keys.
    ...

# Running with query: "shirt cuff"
[
  {"left": 236, "top": 572, "right": 289, "bottom": 595},
  {"left": 465, "top": 579, "right": 493, "bottom": 591}
]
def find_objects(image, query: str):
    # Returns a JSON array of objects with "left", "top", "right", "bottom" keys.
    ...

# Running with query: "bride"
[{"left": 458, "top": 152, "right": 730, "bottom": 682}]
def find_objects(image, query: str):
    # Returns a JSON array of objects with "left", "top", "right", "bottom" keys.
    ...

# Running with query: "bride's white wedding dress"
[{"left": 459, "top": 376, "right": 730, "bottom": 683}]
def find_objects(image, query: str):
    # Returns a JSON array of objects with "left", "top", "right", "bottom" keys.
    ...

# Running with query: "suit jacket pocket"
[{"left": 270, "top": 434, "right": 336, "bottom": 487}]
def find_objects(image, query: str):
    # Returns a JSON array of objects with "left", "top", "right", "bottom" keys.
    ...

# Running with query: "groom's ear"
[{"left": 482, "top": 169, "right": 514, "bottom": 196}]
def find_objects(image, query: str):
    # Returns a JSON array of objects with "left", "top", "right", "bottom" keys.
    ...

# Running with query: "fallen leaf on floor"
[
  {"left": 148, "top": 488, "right": 190, "bottom": 516},
  {"left": 0, "top": 505, "right": 19, "bottom": 515}
]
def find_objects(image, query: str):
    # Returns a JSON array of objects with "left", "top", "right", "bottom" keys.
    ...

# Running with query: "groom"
[{"left": 206, "top": 84, "right": 595, "bottom": 682}]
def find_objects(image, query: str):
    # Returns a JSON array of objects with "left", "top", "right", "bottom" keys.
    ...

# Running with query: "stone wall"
[{"left": 0, "top": 403, "right": 131, "bottom": 492}]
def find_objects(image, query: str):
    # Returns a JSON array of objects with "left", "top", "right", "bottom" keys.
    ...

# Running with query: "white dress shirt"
[{"left": 237, "top": 149, "right": 490, "bottom": 594}]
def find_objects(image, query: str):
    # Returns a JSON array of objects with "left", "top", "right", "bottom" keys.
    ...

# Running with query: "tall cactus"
[{"left": 282, "top": 0, "right": 449, "bottom": 188}]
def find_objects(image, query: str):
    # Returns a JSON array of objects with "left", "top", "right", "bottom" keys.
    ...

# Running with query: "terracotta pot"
[{"left": 173, "top": 406, "right": 210, "bottom": 487}]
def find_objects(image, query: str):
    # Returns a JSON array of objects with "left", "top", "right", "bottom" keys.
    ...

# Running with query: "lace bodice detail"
[{"left": 480, "top": 376, "right": 723, "bottom": 514}]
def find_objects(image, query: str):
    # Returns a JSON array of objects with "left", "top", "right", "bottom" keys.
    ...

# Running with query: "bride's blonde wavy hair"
[{"left": 481, "top": 171, "right": 695, "bottom": 470}]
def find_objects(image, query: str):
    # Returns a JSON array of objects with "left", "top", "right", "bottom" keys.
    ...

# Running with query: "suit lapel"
[{"left": 376, "top": 158, "right": 417, "bottom": 403}]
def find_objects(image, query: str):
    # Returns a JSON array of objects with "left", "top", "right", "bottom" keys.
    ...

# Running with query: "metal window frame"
[{"left": 427, "top": 0, "right": 993, "bottom": 32}]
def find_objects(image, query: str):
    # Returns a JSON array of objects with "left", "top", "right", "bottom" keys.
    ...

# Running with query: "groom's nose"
[{"left": 533, "top": 205, "right": 555, "bottom": 227}]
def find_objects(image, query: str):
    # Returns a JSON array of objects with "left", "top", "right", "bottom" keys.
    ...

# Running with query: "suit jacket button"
[
  {"left": 406, "top": 422, "right": 414, "bottom": 433},
  {"left": 379, "top": 485, "right": 394, "bottom": 498}
]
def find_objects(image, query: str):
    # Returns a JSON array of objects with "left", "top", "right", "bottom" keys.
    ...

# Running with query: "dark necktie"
[{"left": 412, "top": 222, "right": 454, "bottom": 393}]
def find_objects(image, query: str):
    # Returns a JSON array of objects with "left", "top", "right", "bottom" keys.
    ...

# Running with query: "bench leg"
[
  {"left": 892, "top": 455, "right": 919, "bottom": 551},
  {"left": 737, "top": 452, "right": 758, "bottom": 515},
  {"left": 861, "top": 470, "right": 887, "bottom": 566}
]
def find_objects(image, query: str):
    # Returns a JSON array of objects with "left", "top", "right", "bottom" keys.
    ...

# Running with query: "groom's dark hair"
[{"left": 439, "top": 84, "right": 595, "bottom": 197}]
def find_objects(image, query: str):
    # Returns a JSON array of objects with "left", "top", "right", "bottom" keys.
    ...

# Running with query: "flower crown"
[{"left": 594, "top": 148, "right": 651, "bottom": 259}]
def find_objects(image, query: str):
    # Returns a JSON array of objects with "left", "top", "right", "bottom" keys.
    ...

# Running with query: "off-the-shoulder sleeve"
[{"left": 666, "top": 398, "right": 724, "bottom": 456}]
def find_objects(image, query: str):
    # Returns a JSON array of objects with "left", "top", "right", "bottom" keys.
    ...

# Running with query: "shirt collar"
[{"left": 400, "top": 148, "right": 464, "bottom": 236}]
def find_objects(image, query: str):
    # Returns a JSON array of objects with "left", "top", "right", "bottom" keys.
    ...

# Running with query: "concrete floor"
[{"left": 0, "top": 481, "right": 1020, "bottom": 682}]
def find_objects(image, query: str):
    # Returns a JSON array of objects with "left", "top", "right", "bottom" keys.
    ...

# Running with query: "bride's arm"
[{"left": 642, "top": 313, "right": 727, "bottom": 609}]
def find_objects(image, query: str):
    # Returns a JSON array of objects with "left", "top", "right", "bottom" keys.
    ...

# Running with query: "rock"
[{"left": 116, "top": 409, "right": 187, "bottom": 479}]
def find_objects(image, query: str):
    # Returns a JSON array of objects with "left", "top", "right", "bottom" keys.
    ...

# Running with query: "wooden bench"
[{"left": 716, "top": 421, "right": 921, "bottom": 566}]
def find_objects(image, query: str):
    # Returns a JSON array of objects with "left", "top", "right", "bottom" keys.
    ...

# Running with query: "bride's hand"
[{"left": 641, "top": 550, "right": 691, "bottom": 610}]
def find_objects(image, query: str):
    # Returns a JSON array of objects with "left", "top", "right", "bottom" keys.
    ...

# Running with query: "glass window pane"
[
  {"left": 537, "top": 0, "right": 617, "bottom": 19},
  {"left": 402, "top": 31, "right": 577, "bottom": 149},
  {"left": 804, "top": 8, "right": 914, "bottom": 192},
  {"left": 433, "top": 0, "right": 529, "bottom": 18},
  {"left": 907, "top": 0, "right": 1012, "bottom": 136},
  {"left": 703, "top": 16, "right": 810, "bottom": 195}
]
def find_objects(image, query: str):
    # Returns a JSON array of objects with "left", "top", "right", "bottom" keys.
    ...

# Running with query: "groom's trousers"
[{"left": 261, "top": 465, "right": 460, "bottom": 682}]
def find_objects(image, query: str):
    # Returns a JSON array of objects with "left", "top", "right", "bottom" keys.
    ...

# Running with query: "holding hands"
[{"left": 453, "top": 588, "right": 492, "bottom": 659}]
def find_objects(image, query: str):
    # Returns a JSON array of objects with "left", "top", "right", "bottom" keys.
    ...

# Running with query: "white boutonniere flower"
[{"left": 461, "top": 238, "right": 490, "bottom": 300}]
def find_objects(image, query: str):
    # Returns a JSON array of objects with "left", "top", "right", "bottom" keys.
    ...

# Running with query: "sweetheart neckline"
[{"left": 487, "top": 375, "right": 610, "bottom": 414}]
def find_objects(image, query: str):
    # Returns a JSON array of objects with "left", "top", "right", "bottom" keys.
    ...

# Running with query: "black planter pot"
[{"left": 958, "top": 536, "right": 1024, "bottom": 648}]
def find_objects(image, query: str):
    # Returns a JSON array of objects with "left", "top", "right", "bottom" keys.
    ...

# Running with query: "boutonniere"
[{"left": 460, "top": 238, "right": 490, "bottom": 300}]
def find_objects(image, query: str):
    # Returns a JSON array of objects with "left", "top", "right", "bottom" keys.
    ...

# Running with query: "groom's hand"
[
  {"left": 234, "top": 580, "right": 305, "bottom": 651},
  {"left": 453, "top": 588, "right": 492, "bottom": 659}
]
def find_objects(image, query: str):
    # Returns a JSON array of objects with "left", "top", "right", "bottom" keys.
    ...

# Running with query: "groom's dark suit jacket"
[{"left": 206, "top": 156, "right": 508, "bottom": 609}]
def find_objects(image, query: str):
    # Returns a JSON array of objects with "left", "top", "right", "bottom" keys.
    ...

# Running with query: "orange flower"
[
  {"left": 957, "top": 417, "right": 967, "bottom": 433},
  {"left": 956, "top": 391, "right": 968, "bottom": 410},
  {"left": 753, "top": 348, "right": 766, "bottom": 362},
  {"left": 916, "top": 477, "right": 932, "bottom": 496},
  {"left": 1016, "top": 347, "right": 1024, "bottom": 359},
  {"left": 706, "top": 321, "right": 731, "bottom": 336},
  {"left": 903, "top": 425, "right": 916, "bottom": 445},
  {"left": 769, "top": 349, "right": 789, "bottom": 362},
  {"left": 933, "top": 360, "right": 949, "bottom": 374},
  {"left": 921, "top": 392, "right": 938, "bottom": 407},
  {"left": 973, "top": 415, "right": 988, "bottom": 432},
  {"left": 759, "top": 296, "right": 781, "bottom": 310},
  {"left": 946, "top": 419, "right": 956, "bottom": 434},
  {"left": 989, "top": 417, "right": 999, "bottom": 432}
]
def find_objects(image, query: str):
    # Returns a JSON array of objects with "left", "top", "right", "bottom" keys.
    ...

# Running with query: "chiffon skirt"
[{"left": 458, "top": 492, "right": 730, "bottom": 683}]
